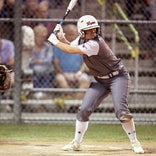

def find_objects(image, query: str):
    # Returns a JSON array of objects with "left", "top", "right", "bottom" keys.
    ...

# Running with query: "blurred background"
[{"left": 0, "top": 0, "right": 155, "bottom": 124}]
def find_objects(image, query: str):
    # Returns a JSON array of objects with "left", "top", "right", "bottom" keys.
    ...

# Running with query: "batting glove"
[
  {"left": 53, "top": 24, "right": 65, "bottom": 39},
  {"left": 47, "top": 33, "right": 59, "bottom": 45}
]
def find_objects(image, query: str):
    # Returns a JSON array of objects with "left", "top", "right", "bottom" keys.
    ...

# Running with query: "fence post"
[{"left": 13, "top": 0, "right": 22, "bottom": 123}]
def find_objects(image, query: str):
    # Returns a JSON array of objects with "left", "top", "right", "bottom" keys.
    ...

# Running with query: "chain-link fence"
[{"left": 0, "top": 0, "right": 155, "bottom": 124}]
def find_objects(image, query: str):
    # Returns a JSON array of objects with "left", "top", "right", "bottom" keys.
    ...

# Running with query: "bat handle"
[
  {"left": 59, "top": 19, "right": 64, "bottom": 26},
  {"left": 54, "top": 19, "right": 64, "bottom": 35},
  {"left": 54, "top": 9, "right": 70, "bottom": 35}
]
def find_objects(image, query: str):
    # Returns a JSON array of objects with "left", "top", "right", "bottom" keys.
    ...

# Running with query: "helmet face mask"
[{"left": 77, "top": 15, "right": 100, "bottom": 38}]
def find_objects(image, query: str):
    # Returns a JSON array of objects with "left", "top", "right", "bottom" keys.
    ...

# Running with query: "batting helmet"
[{"left": 77, "top": 15, "right": 100, "bottom": 37}]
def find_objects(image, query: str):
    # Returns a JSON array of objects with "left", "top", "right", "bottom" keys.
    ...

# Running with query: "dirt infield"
[{"left": 0, "top": 141, "right": 155, "bottom": 156}]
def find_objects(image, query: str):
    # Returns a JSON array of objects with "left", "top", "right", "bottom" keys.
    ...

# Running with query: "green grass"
[{"left": 0, "top": 123, "right": 155, "bottom": 142}]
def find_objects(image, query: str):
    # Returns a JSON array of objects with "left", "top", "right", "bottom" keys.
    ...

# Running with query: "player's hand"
[
  {"left": 47, "top": 33, "right": 59, "bottom": 45},
  {"left": 53, "top": 24, "right": 65, "bottom": 39}
]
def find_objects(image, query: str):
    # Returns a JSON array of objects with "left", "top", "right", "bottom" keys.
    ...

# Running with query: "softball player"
[{"left": 48, "top": 15, "right": 144, "bottom": 154}]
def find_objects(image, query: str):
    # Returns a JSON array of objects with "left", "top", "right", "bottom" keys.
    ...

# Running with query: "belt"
[{"left": 96, "top": 71, "right": 119, "bottom": 79}]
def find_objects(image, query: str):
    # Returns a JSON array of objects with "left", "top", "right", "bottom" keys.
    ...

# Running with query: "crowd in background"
[
  {"left": 0, "top": 0, "right": 90, "bottom": 102},
  {"left": 0, "top": 0, "right": 155, "bottom": 41},
  {"left": 0, "top": 0, "right": 156, "bottom": 97}
]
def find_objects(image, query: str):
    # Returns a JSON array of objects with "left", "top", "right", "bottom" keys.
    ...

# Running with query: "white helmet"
[{"left": 77, "top": 15, "right": 100, "bottom": 37}]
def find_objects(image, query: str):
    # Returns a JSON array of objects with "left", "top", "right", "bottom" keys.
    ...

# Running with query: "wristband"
[{"left": 47, "top": 33, "right": 59, "bottom": 45}]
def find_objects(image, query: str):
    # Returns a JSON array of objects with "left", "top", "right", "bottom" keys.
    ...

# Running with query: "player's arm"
[
  {"left": 48, "top": 33, "right": 83, "bottom": 55},
  {"left": 58, "top": 36, "right": 70, "bottom": 45},
  {"left": 51, "top": 24, "right": 82, "bottom": 52},
  {"left": 56, "top": 42, "right": 84, "bottom": 55},
  {"left": 48, "top": 33, "right": 99, "bottom": 57}
]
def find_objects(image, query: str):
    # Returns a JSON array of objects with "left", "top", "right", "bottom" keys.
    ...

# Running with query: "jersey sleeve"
[
  {"left": 78, "top": 40, "right": 99, "bottom": 56},
  {"left": 70, "top": 37, "right": 79, "bottom": 46}
]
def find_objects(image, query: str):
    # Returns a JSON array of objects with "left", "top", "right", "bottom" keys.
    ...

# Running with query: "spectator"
[
  {"left": 0, "top": 0, "right": 14, "bottom": 18},
  {"left": 34, "top": 1, "right": 56, "bottom": 37},
  {"left": 141, "top": 0, "right": 152, "bottom": 20},
  {"left": 52, "top": 0, "right": 81, "bottom": 9},
  {"left": 21, "top": 25, "right": 35, "bottom": 70},
  {"left": 22, "top": 0, "right": 39, "bottom": 18},
  {"left": 126, "top": 0, "right": 137, "bottom": 18},
  {"left": 126, "top": 0, "right": 152, "bottom": 20},
  {"left": 22, "top": 0, "right": 49, "bottom": 5},
  {"left": 151, "top": 0, "right": 156, "bottom": 20},
  {"left": 39, "top": 0, "right": 49, "bottom": 8},
  {"left": 22, "top": 0, "right": 38, "bottom": 30},
  {"left": 0, "top": 37, "right": 14, "bottom": 70},
  {"left": 0, "top": 0, "right": 15, "bottom": 40},
  {"left": 54, "top": 0, "right": 63, "bottom": 9},
  {"left": 29, "top": 25, "right": 54, "bottom": 88},
  {"left": 0, "top": 35, "right": 15, "bottom": 103},
  {"left": 0, "top": 0, "right": 4, "bottom": 11},
  {"left": 126, "top": 0, "right": 153, "bottom": 56},
  {"left": 53, "top": 24, "right": 90, "bottom": 99}
]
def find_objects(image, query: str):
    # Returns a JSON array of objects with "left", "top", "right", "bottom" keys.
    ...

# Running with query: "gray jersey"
[
  {"left": 79, "top": 35, "right": 124, "bottom": 77},
  {"left": 76, "top": 35, "right": 131, "bottom": 122}
]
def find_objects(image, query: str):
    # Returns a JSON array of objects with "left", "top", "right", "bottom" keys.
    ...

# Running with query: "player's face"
[{"left": 84, "top": 28, "right": 97, "bottom": 40}]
